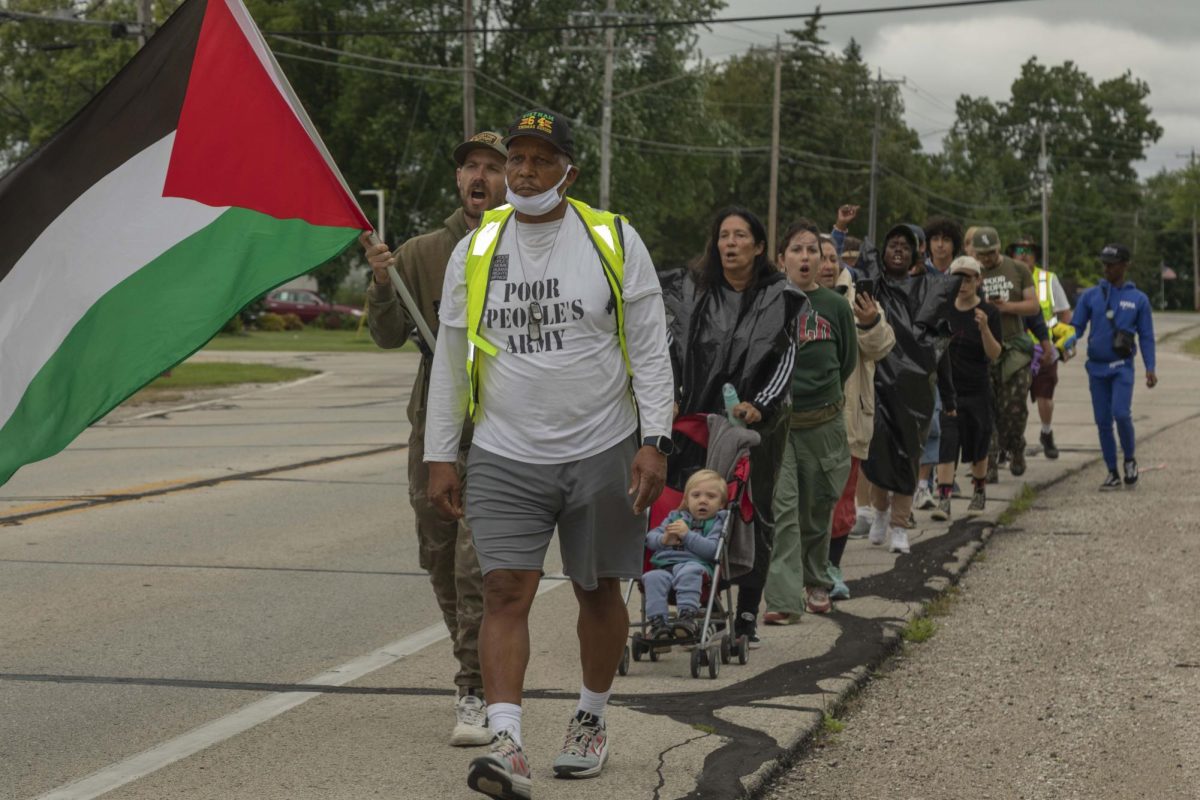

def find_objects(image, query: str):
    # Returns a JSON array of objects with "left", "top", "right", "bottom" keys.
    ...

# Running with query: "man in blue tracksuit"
[{"left": 1069, "top": 244, "right": 1158, "bottom": 490}]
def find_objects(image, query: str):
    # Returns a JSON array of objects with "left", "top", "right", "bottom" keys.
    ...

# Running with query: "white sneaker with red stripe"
[
  {"left": 553, "top": 710, "right": 609, "bottom": 779},
  {"left": 467, "top": 731, "right": 531, "bottom": 799}
]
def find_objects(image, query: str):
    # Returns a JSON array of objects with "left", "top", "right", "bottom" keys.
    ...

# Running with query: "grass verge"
[
  {"left": 126, "top": 362, "right": 317, "bottom": 404},
  {"left": 1184, "top": 335, "right": 1200, "bottom": 357},
  {"left": 821, "top": 712, "right": 845, "bottom": 735},
  {"left": 204, "top": 328, "right": 414, "bottom": 353},
  {"left": 900, "top": 616, "right": 937, "bottom": 643},
  {"left": 998, "top": 483, "right": 1038, "bottom": 526}
]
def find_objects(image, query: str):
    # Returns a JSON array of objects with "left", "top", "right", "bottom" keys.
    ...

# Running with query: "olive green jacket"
[{"left": 367, "top": 208, "right": 472, "bottom": 446}]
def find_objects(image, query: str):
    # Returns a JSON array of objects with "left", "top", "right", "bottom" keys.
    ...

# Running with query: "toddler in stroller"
[{"left": 643, "top": 469, "right": 729, "bottom": 641}]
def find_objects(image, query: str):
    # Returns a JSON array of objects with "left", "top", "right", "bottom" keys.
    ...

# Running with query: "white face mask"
[{"left": 505, "top": 166, "right": 572, "bottom": 217}]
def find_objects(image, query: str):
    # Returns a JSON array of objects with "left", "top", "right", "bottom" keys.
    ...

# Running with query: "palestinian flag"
[{"left": 0, "top": 0, "right": 370, "bottom": 486}]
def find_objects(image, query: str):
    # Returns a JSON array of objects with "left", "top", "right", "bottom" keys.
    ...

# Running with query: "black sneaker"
[
  {"left": 1123, "top": 459, "right": 1139, "bottom": 487},
  {"left": 648, "top": 615, "right": 672, "bottom": 641},
  {"left": 1100, "top": 470, "right": 1122, "bottom": 491},
  {"left": 968, "top": 488, "right": 986, "bottom": 512},
  {"left": 672, "top": 608, "right": 699, "bottom": 640},
  {"left": 1040, "top": 430, "right": 1059, "bottom": 459},
  {"left": 735, "top": 611, "right": 761, "bottom": 649},
  {"left": 1010, "top": 448, "right": 1027, "bottom": 476},
  {"left": 931, "top": 496, "right": 951, "bottom": 521},
  {"left": 986, "top": 457, "right": 999, "bottom": 484}
]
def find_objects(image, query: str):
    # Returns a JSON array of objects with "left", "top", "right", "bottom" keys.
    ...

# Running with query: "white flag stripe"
[{"left": 0, "top": 133, "right": 226, "bottom": 431}]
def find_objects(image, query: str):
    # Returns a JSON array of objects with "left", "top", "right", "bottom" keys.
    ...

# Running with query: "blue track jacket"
[{"left": 1070, "top": 279, "right": 1156, "bottom": 377}]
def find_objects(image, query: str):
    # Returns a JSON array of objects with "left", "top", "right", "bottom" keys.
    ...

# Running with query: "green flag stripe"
[{"left": 0, "top": 206, "right": 358, "bottom": 486}]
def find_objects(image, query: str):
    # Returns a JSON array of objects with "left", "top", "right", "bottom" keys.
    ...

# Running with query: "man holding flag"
[{"left": 358, "top": 131, "right": 509, "bottom": 747}]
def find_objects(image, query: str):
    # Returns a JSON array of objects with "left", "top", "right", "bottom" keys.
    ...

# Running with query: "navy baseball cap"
[
  {"left": 504, "top": 109, "right": 575, "bottom": 161},
  {"left": 1099, "top": 243, "right": 1131, "bottom": 264}
]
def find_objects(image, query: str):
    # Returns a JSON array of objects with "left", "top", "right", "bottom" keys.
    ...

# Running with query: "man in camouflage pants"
[
  {"left": 358, "top": 132, "right": 507, "bottom": 746},
  {"left": 972, "top": 227, "right": 1052, "bottom": 479}
]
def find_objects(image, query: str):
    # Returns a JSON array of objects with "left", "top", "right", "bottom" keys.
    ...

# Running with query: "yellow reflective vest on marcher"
[
  {"left": 1033, "top": 266, "right": 1056, "bottom": 322},
  {"left": 1031, "top": 266, "right": 1074, "bottom": 355},
  {"left": 462, "top": 197, "right": 632, "bottom": 421}
]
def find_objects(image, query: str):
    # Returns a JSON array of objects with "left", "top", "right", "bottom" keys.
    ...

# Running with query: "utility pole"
[
  {"left": 866, "top": 70, "right": 904, "bottom": 246},
  {"left": 767, "top": 37, "right": 782, "bottom": 262},
  {"left": 1039, "top": 125, "right": 1050, "bottom": 271},
  {"left": 1179, "top": 149, "right": 1199, "bottom": 311},
  {"left": 136, "top": 0, "right": 152, "bottom": 48},
  {"left": 565, "top": 3, "right": 649, "bottom": 210},
  {"left": 462, "top": 0, "right": 476, "bottom": 140},
  {"left": 599, "top": 0, "right": 615, "bottom": 210}
]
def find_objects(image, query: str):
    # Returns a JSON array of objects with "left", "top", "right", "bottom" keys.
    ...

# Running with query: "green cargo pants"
[
  {"left": 765, "top": 414, "right": 851, "bottom": 614},
  {"left": 407, "top": 423, "right": 483, "bottom": 692}
]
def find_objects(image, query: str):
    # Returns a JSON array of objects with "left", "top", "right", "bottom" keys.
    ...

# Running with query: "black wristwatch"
[{"left": 642, "top": 435, "right": 674, "bottom": 456}]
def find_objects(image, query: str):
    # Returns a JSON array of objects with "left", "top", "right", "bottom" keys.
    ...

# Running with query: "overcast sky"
[{"left": 695, "top": 0, "right": 1198, "bottom": 176}]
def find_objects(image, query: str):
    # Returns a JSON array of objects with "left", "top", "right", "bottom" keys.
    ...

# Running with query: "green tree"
[{"left": 937, "top": 58, "right": 1162, "bottom": 287}]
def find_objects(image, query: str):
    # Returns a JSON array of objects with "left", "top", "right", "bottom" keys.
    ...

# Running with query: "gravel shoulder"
[{"left": 765, "top": 414, "right": 1200, "bottom": 799}]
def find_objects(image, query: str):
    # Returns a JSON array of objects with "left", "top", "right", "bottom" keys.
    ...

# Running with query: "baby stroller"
[{"left": 618, "top": 413, "right": 760, "bottom": 679}]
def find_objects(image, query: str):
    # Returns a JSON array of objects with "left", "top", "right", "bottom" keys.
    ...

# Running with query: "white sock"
[
  {"left": 1042, "top": 424, "right": 1053, "bottom": 435},
  {"left": 487, "top": 702, "right": 523, "bottom": 746},
  {"left": 576, "top": 685, "right": 612, "bottom": 719},
  {"left": 855, "top": 505, "right": 875, "bottom": 521}
]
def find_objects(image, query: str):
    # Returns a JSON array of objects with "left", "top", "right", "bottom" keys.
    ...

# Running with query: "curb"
[{"left": 741, "top": 405, "right": 1200, "bottom": 799}]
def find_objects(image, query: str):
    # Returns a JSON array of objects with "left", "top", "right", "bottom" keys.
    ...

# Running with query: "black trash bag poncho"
[
  {"left": 858, "top": 233, "right": 959, "bottom": 494},
  {"left": 660, "top": 268, "right": 808, "bottom": 417}
]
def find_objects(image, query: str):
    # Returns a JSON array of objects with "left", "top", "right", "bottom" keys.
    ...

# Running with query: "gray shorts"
[{"left": 465, "top": 435, "right": 646, "bottom": 591}]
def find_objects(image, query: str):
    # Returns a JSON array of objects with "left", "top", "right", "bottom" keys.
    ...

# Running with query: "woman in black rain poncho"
[
  {"left": 660, "top": 207, "right": 807, "bottom": 648},
  {"left": 858, "top": 224, "right": 957, "bottom": 554}
]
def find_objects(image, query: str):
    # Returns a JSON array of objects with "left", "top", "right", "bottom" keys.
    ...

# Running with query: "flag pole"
[{"left": 366, "top": 233, "right": 436, "bottom": 353}]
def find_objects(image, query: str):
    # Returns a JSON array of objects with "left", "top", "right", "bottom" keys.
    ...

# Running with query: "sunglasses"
[{"left": 1013, "top": 247, "right": 1033, "bottom": 255}]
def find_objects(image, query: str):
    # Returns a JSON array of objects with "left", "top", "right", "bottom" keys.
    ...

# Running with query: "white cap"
[{"left": 949, "top": 255, "right": 982, "bottom": 277}]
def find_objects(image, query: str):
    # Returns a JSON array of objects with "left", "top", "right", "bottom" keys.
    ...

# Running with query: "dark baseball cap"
[
  {"left": 452, "top": 131, "right": 507, "bottom": 166},
  {"left": 971, "top": 226, "right": 1001, "bottom": 254},
  {"left": 1099, "top": 243, "right": 1131, "bottom": 264},
  {"left": 504, "top": 109, "right": 575, "bottom": 161}
]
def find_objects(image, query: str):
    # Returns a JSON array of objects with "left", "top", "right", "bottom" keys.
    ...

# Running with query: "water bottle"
[{"left": 722, "top": 383, "right": 744, "bottom": 427}]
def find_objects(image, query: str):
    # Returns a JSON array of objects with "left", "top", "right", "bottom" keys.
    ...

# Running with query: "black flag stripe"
[{"left": 0, "top": 0, "right": 206, "bottom": 285}]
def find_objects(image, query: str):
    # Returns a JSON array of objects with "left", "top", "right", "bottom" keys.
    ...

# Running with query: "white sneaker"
[
  {"left": 848, "top": 508, "right": 873, "bottom": 539},
  {"left": 451, "top": 693, "right": 492, "bottom": 747},
  {"left": 868, "top": 509, "right": 888, "bottom": 546},
  {"left": 913, "top": 484, "right": 934, "bottom": 510},
  {"left": 889, "top": 526, "right": 910, "bottom": 554}
]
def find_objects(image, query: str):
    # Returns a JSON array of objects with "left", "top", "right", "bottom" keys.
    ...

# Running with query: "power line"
[{"left": 261, "top": 0, "right": 1040, "bottom": 38}]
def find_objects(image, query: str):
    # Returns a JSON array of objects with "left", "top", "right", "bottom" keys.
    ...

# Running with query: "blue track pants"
[{"left": 1088, "top": 366, "right": 1135, "bottom": 470}]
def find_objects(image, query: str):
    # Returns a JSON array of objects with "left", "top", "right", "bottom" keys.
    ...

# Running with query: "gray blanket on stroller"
[{"left": 704, "top": 414, "right": 761, "bottom": 580}]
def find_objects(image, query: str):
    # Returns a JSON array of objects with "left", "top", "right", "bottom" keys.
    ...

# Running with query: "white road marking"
[
  {"left": 35, "top": 575, "right": 566, "bottom": 800},
  {"left": 107, "top": 372, "right": 330, "bottom": 424}
]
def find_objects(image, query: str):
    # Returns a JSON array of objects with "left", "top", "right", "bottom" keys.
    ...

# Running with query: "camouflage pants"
[
  {"left": 408, "top": 428, "right": 483, "bottom": 692},
  {"left": 988, "top": 362, "right": 1031, "bottom": 460}
]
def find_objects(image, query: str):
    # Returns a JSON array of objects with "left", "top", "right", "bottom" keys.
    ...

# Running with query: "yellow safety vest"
[
  {"left": 462, "top": 196, "right": 631, "bottom": 421},
  {"left": 1028, "top": 265, "right": 1059, "bottom": 346},
  {"left": 1033, "top": 266, "right": 1056, "bottom": 322}
]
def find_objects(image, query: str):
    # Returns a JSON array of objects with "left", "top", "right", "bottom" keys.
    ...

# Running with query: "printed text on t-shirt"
[
  {"left": 981, "top": 274, "right": 1015, "bottom": 301},
  {"left": 485, "top": 278, "right": 587, "bottom": 354}
]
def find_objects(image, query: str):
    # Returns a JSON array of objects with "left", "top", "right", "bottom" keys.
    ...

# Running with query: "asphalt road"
[{"left": 2, "top": 313, "right": 1197, "bottom": 800}]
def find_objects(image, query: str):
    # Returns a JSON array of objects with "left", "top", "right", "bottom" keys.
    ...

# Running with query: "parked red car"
[{"left": 262, "top": 289, "right": 363, "bottom": 323}]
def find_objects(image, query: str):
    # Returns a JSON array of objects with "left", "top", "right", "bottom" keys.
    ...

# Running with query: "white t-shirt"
[
  {"left": 1049, "top": 273, "right": 1070, "bottom": 315},
  {"left": 439, "top": 212, "right": 662, "bottom": 464}
]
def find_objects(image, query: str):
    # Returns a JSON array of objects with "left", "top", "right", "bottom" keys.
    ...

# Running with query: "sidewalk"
[
  {"left": 94, "top": 313, "right": 1199, "bottom": 800},
  {"left": 765, "top": 331, "right": 1200, "bottom": 799}
]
